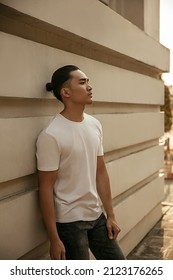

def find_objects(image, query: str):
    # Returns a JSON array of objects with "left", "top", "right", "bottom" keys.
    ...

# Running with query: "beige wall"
[
  {"left": 144, "top": 0, "right": 160, "bottom": 40},
  {"left": 0, "top": 0, "right": 169, "bottom": 259},
  {"left": 102, "top": 0, "right": 160, "bottom": 40}
]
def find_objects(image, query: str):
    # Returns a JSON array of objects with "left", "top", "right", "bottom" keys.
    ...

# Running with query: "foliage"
[{"left": 161, "top": 85, "right": 172, "bottom": 132}]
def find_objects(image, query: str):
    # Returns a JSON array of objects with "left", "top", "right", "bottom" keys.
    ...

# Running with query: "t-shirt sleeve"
[{"left": 36, "top": 131, "right": 60, "bottom": 171}]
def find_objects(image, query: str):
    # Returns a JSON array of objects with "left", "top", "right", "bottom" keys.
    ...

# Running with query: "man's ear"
[{"left": 61, "top": 88, "right": 71, "bottom": 99}]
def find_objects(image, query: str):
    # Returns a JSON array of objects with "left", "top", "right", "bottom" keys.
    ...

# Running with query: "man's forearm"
[
  {"left": 96, "top": 156, "right": 115, "bottom": 218},
  {"left": 39, "top": 187, "right": 60, "bottom": 242},
  {"left": 39, "top": 184, "right": 66, "bottom": 259},
  {"left": 38, "top": 170, "right": 60, "bottom": 242},
  {"left": 96, "top": 169, "right": 115, "bottom": 218}
]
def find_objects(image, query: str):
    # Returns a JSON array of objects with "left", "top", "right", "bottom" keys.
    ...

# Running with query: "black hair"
[{"left": 46, "top": 65, "right": 80, "bottom": 102}]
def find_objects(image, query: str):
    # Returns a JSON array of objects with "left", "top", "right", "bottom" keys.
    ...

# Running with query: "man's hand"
[
  {"left": 50, "top": 239, "right": 66, "bottom": 260},
  {"left": 106, "top": 217, "right": 121, "bottom": 240}
]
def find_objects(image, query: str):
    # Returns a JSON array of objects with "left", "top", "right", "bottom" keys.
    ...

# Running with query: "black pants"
[{"left": 56, "top": 213, "right": 125, "bottom": 260}]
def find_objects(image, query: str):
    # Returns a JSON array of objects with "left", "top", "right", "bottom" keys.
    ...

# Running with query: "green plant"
[{"left": 161, "top": 85, "right": 172, "bottom": 132}]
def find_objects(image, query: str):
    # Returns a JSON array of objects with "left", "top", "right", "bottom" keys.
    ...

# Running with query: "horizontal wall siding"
[
  {"left": 120, "top": 202, "right": 163, "bottom": 256},
  {"left": 0, "top": 32, "right": 164, "bottom": 104},
  {"left": 0, "top": 117, "right": 52, "bottom": 183},
  {"left": 0, "top": 190, "right": 47, "bottom": 260},
  {"left": 97, "top": 113, "right": 164, "bottom": 152},
  {"left": 107, "top": 146, "right": 163, "bottom": 198},
  {"left": 0, "top": 0, "right": 169, "bottom": 259},
  {"left": 0, "top": 113, "right": 163, "bottom": 183},
  {"left": 0, "top": 0, "right": 169, "bottom": 71},
  {"left": 97, "top": 175, "right": 164, "bottom": 257},
  {"left": 115, "top": 176, "right": 164, "bottom": 241}
]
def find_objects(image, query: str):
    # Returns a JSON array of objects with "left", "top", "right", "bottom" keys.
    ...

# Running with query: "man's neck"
[{"left": 60, "top": 105, "right": 85, "bottom": 122}]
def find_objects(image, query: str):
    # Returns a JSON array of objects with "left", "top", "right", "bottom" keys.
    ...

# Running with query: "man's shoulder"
[
  {"left": 37, "top": 114, "right": 61, "bottom": 139},
  {"left": 45, "top": 114, "right": 64, "bottom": 133},
  {"left": 84, "top": 113, "right": 102, "bottom": 127}
]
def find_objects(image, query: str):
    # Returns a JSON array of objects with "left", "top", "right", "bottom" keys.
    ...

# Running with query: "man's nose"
[{"left": 88, "top": 84, "right": 92, "bottom": 91}]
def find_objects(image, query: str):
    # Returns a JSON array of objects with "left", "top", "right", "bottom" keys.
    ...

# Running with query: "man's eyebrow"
[{"left": 79, "top": 78, "right": 89, "bottom": 82}]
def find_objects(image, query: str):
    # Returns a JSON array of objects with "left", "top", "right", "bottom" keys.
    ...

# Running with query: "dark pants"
[{"left": 56, "top": 213, "right": 125, "bottom": 260}]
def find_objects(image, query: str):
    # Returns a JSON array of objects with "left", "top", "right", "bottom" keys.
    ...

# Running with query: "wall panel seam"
[{"left": 112, "top": 173, "right": 163, "bottom": 206}]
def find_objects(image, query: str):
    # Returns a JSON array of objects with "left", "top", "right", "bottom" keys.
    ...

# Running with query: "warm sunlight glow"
[{"left": 160, "top": 0, "right": 173, "bottom": 86}]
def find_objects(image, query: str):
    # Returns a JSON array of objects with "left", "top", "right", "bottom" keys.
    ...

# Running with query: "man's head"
[
  {"left": 46, "top": 65, "right": 92, "bottom": 105},
  {"left": 46, "top": 65, "right": 79, "bottom": 102}
]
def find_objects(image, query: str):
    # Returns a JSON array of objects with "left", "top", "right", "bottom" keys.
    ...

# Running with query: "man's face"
[{"left": 65, "top": 70, "right": 93, "bottom": 105}]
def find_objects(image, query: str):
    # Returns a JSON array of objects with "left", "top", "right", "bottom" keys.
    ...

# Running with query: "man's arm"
[
  {"left": 96, "top": 156, "right": 120, "bottom": 239},
  {"left": 38, "top": 170, "right": 66, "bottom": 259}
]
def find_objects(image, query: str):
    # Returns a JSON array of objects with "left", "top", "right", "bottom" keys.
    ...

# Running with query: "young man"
[{"left": 36, "top": 65, "right": 125, "bottom": 260}]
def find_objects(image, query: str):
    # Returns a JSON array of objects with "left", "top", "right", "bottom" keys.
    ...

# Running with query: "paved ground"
[{"left": 127, "top": 179, "right": 173, "bottom": 260}]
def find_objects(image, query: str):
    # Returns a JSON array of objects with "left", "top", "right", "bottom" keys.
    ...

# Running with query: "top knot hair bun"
[{"left": 46, "top": 82, "right": 53, "bottom": 92}]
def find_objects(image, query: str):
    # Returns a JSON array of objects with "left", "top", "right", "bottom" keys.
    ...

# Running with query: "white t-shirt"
[{"left": 36, "top": 113, "right": 104, "bottom": 222}]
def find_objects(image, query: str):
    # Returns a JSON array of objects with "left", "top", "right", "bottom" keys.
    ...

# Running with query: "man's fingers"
[
  {"left": 110, "top": 224, "right": 121, "bottom": 239},
  {"left": 113, "top": 224, "right": 121, "bottom": 239}
]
